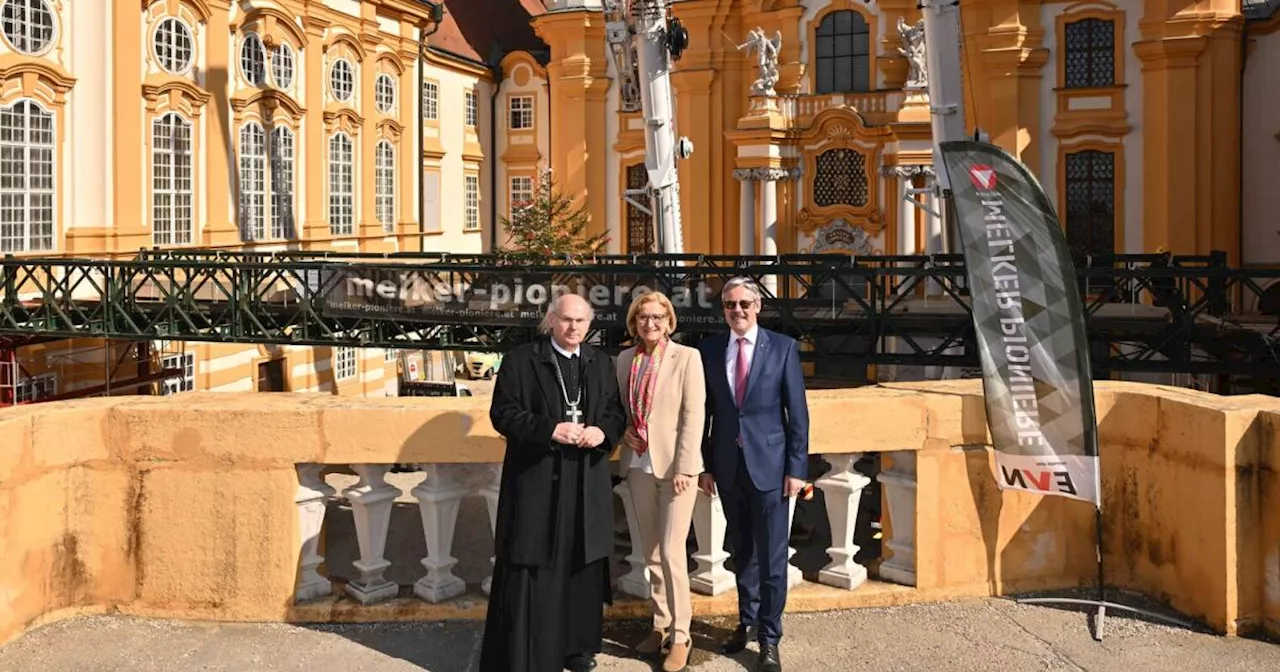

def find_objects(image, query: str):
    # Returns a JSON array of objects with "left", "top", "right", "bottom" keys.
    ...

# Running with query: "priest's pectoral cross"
[{"left": 566, "top": 403, "right": 583, "bottom": 424}]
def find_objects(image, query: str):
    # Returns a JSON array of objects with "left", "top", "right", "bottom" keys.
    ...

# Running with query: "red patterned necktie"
[{"left": 734, "top": 336, "right": 749, "bottom": 408}]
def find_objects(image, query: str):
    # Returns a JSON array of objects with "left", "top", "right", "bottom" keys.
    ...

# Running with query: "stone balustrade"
[{"left": 2, "top": 380, "right": 1278, "bottom": 649}]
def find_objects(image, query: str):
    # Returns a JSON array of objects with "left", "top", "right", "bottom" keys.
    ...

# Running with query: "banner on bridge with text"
[{"left": 938, "top": 141, "right": 1101, "bottom": 506}]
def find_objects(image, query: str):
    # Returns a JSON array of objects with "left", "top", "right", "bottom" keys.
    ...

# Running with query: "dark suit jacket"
[
  {"left": 488, "top": 337, "right": 627, "bottom": 568},
  {"left": 699, "top": 327, "right": 810, "bottom": 493}
]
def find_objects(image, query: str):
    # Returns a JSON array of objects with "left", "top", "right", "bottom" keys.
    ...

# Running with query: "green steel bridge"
[{"left": 0, "top": 249, "right": 1276, "bottom": 387}]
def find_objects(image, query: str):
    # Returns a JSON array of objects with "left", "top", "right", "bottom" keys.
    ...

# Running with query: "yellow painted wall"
[
  {"left": 1, "top": 380, "right": 1277, "bottom": 646},
  {"left": 525, "top": 0, "right": 1251, "bottom": 267},
  {"left": 0, "top": 0, "right": 486, "bottom": 401}
]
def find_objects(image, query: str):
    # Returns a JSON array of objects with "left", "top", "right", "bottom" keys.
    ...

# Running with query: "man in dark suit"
[
  {"left": 698, "top": 277, "right": 809, "bottom": 672},
  {"left": 480, "top": 293, "right": 628, "bottom": 672}
]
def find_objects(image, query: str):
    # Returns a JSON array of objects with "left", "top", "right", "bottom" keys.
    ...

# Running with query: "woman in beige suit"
[{"left": 616, "top": 290, "right": 706, "bottom": 672}]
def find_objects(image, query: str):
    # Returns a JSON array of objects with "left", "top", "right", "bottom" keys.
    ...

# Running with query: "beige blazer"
[{"left": 614, "top": 340, "right": 707, "bottom": 480}]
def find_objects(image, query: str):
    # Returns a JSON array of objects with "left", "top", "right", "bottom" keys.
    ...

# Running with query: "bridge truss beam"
[{"left": 0, "top": 251, "right": 1275, "bottom": 381}]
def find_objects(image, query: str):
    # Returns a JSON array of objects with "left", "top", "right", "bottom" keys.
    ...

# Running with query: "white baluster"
[
  {"left": 785, "top": 495, "right": 803, "bottom": 589},
  {"left": 480, "top": 463, "right": 502, "bottom": 596},
  {"left": 613, "top": 479, "right": 651, "bottom": 598},
  {"left": 343, "top": 464, "right": 400, "bottom": 605},
  {"left": 876, "top": 451, "right": 918, "bottom": 586},
  {"left": 413, "top": 463, "right": 468, "bottom": 603},
  {"left": 294, "top": 463, "right": 335, "bottom": 602},
  {"left": 689, "top": 489, "right": 734, "bottom": 595},
  {"left": 815, "top": 453, "right": 870, "bottom": 590}
]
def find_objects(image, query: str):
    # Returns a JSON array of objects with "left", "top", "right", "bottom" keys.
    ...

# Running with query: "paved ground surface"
[{"left": 3, "top": 598, "right": 1278, "bottom": 672}]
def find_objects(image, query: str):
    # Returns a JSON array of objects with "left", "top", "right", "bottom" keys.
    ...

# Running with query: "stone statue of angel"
[
  {"left": 897, "top": 17, "right": 928, "bottom": 89},
  {"left": 737, "top": 27, "right": 782, "bottom": 97}
]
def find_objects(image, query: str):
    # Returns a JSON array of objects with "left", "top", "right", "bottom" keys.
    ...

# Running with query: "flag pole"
[
  {"left": 936, "top": 139, "right": 1199, "bottom": 641},
  {"left": 1013, "top": 430, "right": 1196, "bottom": 639}
]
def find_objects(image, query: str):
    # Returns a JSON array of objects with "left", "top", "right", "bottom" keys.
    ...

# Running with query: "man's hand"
[
  {"left": 552, "top": 422, "right": 584, "bottom": 444},
  {"left": 698, "top": 473, "right": 717, "bottom": 496},
  {"left": 784, "top": 476, "right": 805, "bottom": 498},
  {"left": 673, "top": 473, "right": 694, "bottom": 495},
  {"left": 575, "top": 426, "right": 606, "bottom": 448}
]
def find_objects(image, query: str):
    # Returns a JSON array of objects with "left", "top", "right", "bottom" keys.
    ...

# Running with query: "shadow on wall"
[{"left": 295, "top": 410, "right": 500, "bottom": 672}]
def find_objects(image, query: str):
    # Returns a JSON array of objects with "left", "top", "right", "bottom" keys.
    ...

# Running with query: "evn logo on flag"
[{"left": 969, "top": 165, "right": 997, "bottom": 191}]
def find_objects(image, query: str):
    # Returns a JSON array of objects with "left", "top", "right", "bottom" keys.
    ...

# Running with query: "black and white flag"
[{"left": 939, "top": 140, "right": 1101, "bottom": 505}]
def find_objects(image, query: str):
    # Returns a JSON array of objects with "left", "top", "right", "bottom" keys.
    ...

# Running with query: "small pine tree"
[{"left": 499, "top": 168, "right": 610, "bottom": 265}]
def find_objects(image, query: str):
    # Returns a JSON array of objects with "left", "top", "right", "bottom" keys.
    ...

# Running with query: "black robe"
[{"left": 479, "top": 338, "right": 627, "bottom": 672}]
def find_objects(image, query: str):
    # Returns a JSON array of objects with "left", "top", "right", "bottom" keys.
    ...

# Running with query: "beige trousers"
[{"left": 626, "top": 468, "right": 698, "bottom": 642}]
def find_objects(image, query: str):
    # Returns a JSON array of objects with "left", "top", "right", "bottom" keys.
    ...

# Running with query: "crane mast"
[
  {"left": 604, "top": 0, "right": 693, "bottom": 255},
  {"left": 915, "top": 0, "right": 971, "bottom": 254}
]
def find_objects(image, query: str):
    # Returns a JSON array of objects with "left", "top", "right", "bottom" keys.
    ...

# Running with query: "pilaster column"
[
  {"left": 749, "top": 167, "right": 789, "bottom": 296},
  {"left": 533, "top": 11, "right": 611, "bottom": 240},
  {"left": 1134, "top": 12, "right": 1242, "bottom": 263},
  {"left": 973, "top": 14, "right": 1047, "bottom": 160},
  {"left": 302, "top": 16, "right": 331, "bottom": 245},
  {"left": 205, "top": 1, "right": 234, "bottom": 246},
  {"left": 672, "top": 69, "right": 718, "bottom": 254},
  {"left": 733, "top": 169, "right": 757, "bottom": 255}
]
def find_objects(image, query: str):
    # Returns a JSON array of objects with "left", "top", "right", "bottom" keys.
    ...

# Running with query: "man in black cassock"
[{"left": 480, "top": 293, "right": 627, "bottom": 672}]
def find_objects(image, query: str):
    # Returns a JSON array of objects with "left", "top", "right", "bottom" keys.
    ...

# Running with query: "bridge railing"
[{"left": 1, "top": 252, "right": 1278, "bottom": 377}]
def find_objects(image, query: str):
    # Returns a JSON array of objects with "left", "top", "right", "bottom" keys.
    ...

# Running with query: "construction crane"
[
  {"left": 912, "top": 0, "right": 971, "bottom": 254},
  {"left": 603, "top": 0, "right": 694, "bottom": 254}
]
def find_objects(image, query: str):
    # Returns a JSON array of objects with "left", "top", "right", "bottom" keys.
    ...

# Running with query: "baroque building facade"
[
  {"left": 505, "top": 0, "right": 1276, "bottom": 291},
  {"left": 0, "top": 0, "right": 469, "bottom": 403},
  {"left": 1, "top": 0, "right": 1277, "bottom": 402}
]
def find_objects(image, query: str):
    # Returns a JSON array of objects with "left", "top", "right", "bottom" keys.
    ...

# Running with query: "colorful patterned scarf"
[{"left": 627, "top": 338, "right": 668, "bottom": 456}]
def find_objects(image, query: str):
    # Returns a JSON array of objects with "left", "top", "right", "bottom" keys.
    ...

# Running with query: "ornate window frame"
[
  {"left": 808, "top": 1, "right": 877, "bottom": 95},
  {"left": 372, "top": 54, "right": 401, "bottom": 117},
  {"left": 324, "top": 30, "right": 364, "bottom": 108},
  {"left": 144, "top": 0, "right": 208, "bottom": 80},
  {"left": 0, "top": 16, "right": 74, "bottom": 253},
  {"left": 796, "top": 109, "right": 891, "bottom": 235},
  {"left": 0, "top": 0, "right": 61, "bottom": 59},
  {"left": 1052, "top": 2, "right": 1129, "bottom": 138},
  {"left": 1057, "top": 139, "right": 1125, "bottom": 262}
]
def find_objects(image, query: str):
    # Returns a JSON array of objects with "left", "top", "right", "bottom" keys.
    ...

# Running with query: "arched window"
[
  {"left": 238, "top": 122, "right": 266, "bottom": 240},
  {"left": 239, "top": 122, "right": 295, "bottom": 241},
  {"left": 240, "top": 32, "right": 267, "bottom": 86},
  {"left": 328, "top": 133, "right": 354, "bottom": 235},
  {"left": 330, "top": 59, "right": 354, "bottom": 102},
  {"left": 374, "top": 140, "right": 394, "bottom": 232},
  {"left": 152, "top": 112, "right": 194, "bottom": 246},
  {"left": 0, "top": 99, "right": 55, "bottom": 252},
  {"left": 815, "top": 11, "right": 871, "bottom": 94},
  {"left": 270, "top": 126, "right": 295, "bottom": 239},
  {"left": 374, "top": 73, "right": 396, "bottom": 113}
]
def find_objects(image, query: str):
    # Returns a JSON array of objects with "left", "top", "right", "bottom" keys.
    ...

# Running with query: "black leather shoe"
[
  {"left": 758, "top": 643, "right": 781, "bottom": 672},
  {"left": 564, "top": 653, "right": 597, "bottom": 672},
  {"left": 718, "top": 624, "right": 754, "bottom": 654}
]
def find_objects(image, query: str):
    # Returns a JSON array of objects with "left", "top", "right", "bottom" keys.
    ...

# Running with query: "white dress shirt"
[{"left": 725, "top": 325, "right": 759, "bottom": 402}]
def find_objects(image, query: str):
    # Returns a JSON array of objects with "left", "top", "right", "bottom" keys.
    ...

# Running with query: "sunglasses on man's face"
[{"left": 722, "top": 300, "right": 756, "bottom": 310}]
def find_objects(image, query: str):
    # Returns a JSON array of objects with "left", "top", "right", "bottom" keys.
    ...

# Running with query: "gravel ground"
[{"left": 2, "top": 599, "right": 1278, "bottom": 672}]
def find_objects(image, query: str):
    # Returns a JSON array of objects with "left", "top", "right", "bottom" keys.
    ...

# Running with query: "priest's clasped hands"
[{"left": 552, "top": 421, "right": 606, "bottom": 448}]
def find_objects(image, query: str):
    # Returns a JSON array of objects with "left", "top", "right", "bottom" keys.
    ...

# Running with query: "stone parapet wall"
[{"left": 1, "top": 380, "right": 1276, "bottom": 646}]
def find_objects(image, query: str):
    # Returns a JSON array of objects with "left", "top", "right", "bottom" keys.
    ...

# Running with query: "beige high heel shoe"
[{"left": 662, "top": 635, "right": 691, "bottom": 672}]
